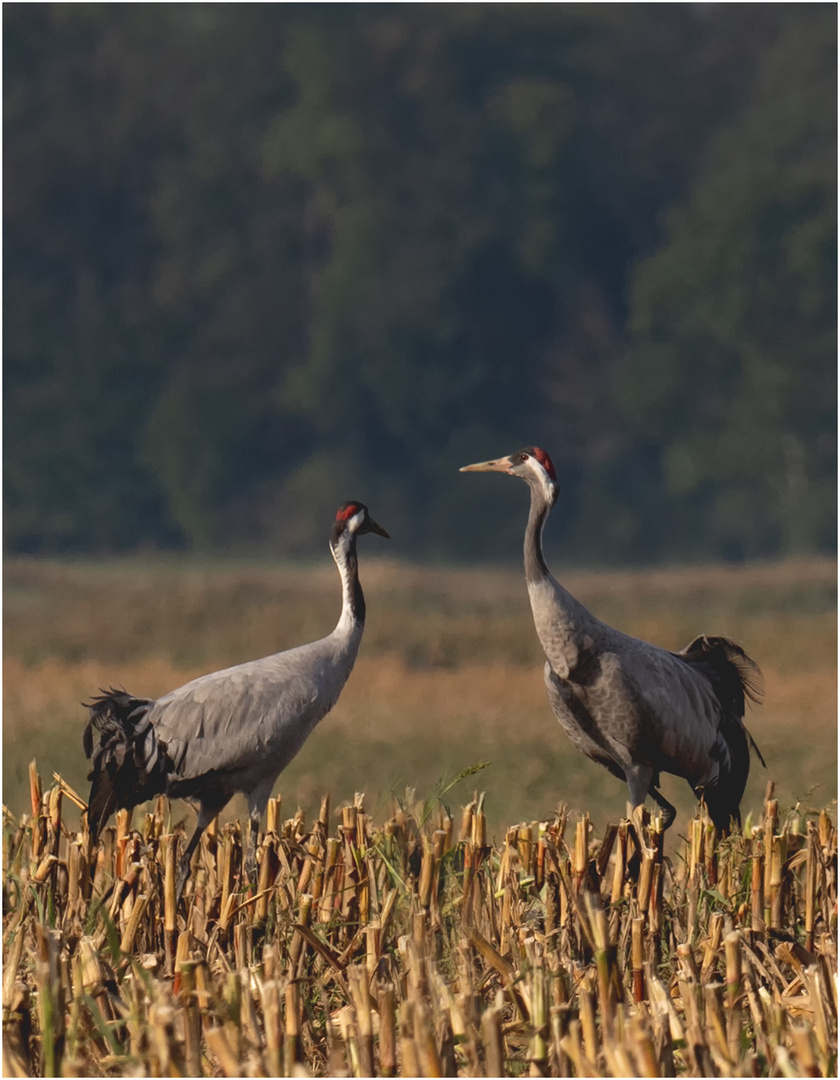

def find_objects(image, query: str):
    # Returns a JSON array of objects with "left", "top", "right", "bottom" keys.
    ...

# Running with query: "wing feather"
[{"left": 149, "top": 640, "right": 349, "bottom": 784}]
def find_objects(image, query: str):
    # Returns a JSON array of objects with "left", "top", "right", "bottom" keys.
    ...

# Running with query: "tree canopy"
[{"left": 4, "top": 3, "right": 835, "bottom": 562}]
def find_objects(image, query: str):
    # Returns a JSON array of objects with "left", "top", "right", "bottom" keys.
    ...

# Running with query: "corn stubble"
[{"left": 2, "top": 765, "right": 837, "bottom": 1077}]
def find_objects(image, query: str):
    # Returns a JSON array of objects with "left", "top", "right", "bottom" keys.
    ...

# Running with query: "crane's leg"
[
  {"left": 625, "top": 764, "right": 654, "bottom": 837},
  {"left": 245, "top": 780, "right": 274, "bottom": 886},
  {"left": 245, "top": 810, "right": 260, "bottom": 887},
  {"left": 175, "top": 803, "right": 219, "bottom": 904},
  {"left": 649, "top": 786, "right": 677, "bottom": 830}
]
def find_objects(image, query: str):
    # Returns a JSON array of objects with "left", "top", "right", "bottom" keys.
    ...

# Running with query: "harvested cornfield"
[{"left": 3, "top": 764, "right": 837, "bottom": 1077}]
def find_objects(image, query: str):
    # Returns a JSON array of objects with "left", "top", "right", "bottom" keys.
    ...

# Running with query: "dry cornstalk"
[
  {"left": 378, "top": 978, "right": 397, "bottom": 1077},
  {"left": 348, "top": 964, "right": 375, "bottom": 1076},
  {"left": 572, "top": 815, "right": 589, "bottom": 894},
  {"left": 179, "top": 960, "right": 202, "bottom": 1076},
  {"left": 805, "top": 822, "right": 818, "bottom": 953},
  {"left": 284, "top": 978, "right": 300, "bottom": 1074},
  {"left": 751, "top": 851, "right": 764, "bottom": 939},
  {"left": 412, "top": 997, "right": 442, "bottom": 1077},
  {"left": 162, "top": 834, "right": 177, "bottom": 972},
  {"left": 480, "top": 993, "right": 505, "bottom": 1078},
  {"left": 631, "top": 915, "right": 645, "bottom": 1003},
  {"left": 578, "top": 970, "right": 599, "bottom": 1066},
  {"left": 260, "top": 978, "right": 283, "bottom": 1076},
  {"left": 205, "top": 1025, "right": 241, "bottom": 1077},
  {"left": 610, "top": 820, "right": 628, "bottom": 905},
  {"left": 700, "top": 910, "right": 724, "bottom": 982}
]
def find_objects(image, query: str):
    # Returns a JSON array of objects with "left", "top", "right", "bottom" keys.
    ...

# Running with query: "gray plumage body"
[
  {"left": 149, "top": 615, "right": 363, "bottom": 807},
  {"left": 84, "top": 502, "right": 388, "bottom": 898},
  {"left": 463, "top": 447, "right": 763, "bottom": 829}
]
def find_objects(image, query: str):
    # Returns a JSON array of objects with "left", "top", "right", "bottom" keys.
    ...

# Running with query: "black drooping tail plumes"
[
  {"left": 83, "top": 688, "right": 170, "bottom": 841},
  {"left": 678, "top": 635, "right": 765, "bottom": 720},
  {"left": 676, "top": 635, "right": 766, "bottom": 830}
]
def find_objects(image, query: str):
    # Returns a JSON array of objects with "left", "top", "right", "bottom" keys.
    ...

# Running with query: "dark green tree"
[
  {"left": 616, "top": 5, "right": 836, "bottom": 560},
  {"left": 4, "top": 5, "right": 173, "bottom": 550}
]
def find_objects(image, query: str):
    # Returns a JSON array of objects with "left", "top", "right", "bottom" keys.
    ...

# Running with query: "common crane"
[
  {"left": 84, "top": 501, "right": 389, "bottom": 900},
  {"left": 461, "top": 447, "right": 764, "bottom": 830}
]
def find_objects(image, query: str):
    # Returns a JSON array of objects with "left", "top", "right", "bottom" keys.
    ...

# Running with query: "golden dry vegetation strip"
[{"left": 1, "top": 762, "right": 838, "bottom": 1077}]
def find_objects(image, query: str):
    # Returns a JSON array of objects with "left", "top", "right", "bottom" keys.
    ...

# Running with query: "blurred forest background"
[{"left": 4, "top": 3, "right": 836, "bottom": 565}]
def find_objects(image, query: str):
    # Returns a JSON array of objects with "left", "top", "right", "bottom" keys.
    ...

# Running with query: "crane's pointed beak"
[
  {"left": 459, "top": 456, "right": 513, "bottom": 474},
  {"left": 364, "top": 517, "right": 390, "bottom": 539}
]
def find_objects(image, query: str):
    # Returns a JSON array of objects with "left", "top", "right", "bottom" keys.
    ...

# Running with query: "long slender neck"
[
  {"left": 332, "top": 536, "right": 365, "bottom": 635},
  {"left": 524, "top": 483, "right": 552, "bottom": 585},
  {"left": 523, "top": 481, "right": 597, "bottom": 677}
]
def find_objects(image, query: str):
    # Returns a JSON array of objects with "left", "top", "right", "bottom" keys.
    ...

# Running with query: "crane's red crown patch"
[
  {"left": 336, "top": 503, "right": 360, "bottom": 521},
  {"left": 532, "top": 447, "right": 557, "bottom": 480}
]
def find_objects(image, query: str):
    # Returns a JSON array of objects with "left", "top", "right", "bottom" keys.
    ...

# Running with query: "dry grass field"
[{"left": 3, "top": 554, "right": 836, "bottom": 838}]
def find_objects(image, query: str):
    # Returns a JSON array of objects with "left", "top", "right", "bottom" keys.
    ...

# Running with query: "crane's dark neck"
[
  {"left": 333, "top": 536, "right": 365, "bottom": 629},
  {"left": 524, "top": 484, "right": 552, "bottom": 584}
]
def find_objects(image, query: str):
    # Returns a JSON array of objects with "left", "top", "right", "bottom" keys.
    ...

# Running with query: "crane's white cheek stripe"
[
  {"left": 348, "top": 510, "right": 366, "bottom": 533},
  {"left": 525, "top": 457, "right": 555, "bottom": 504}
]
